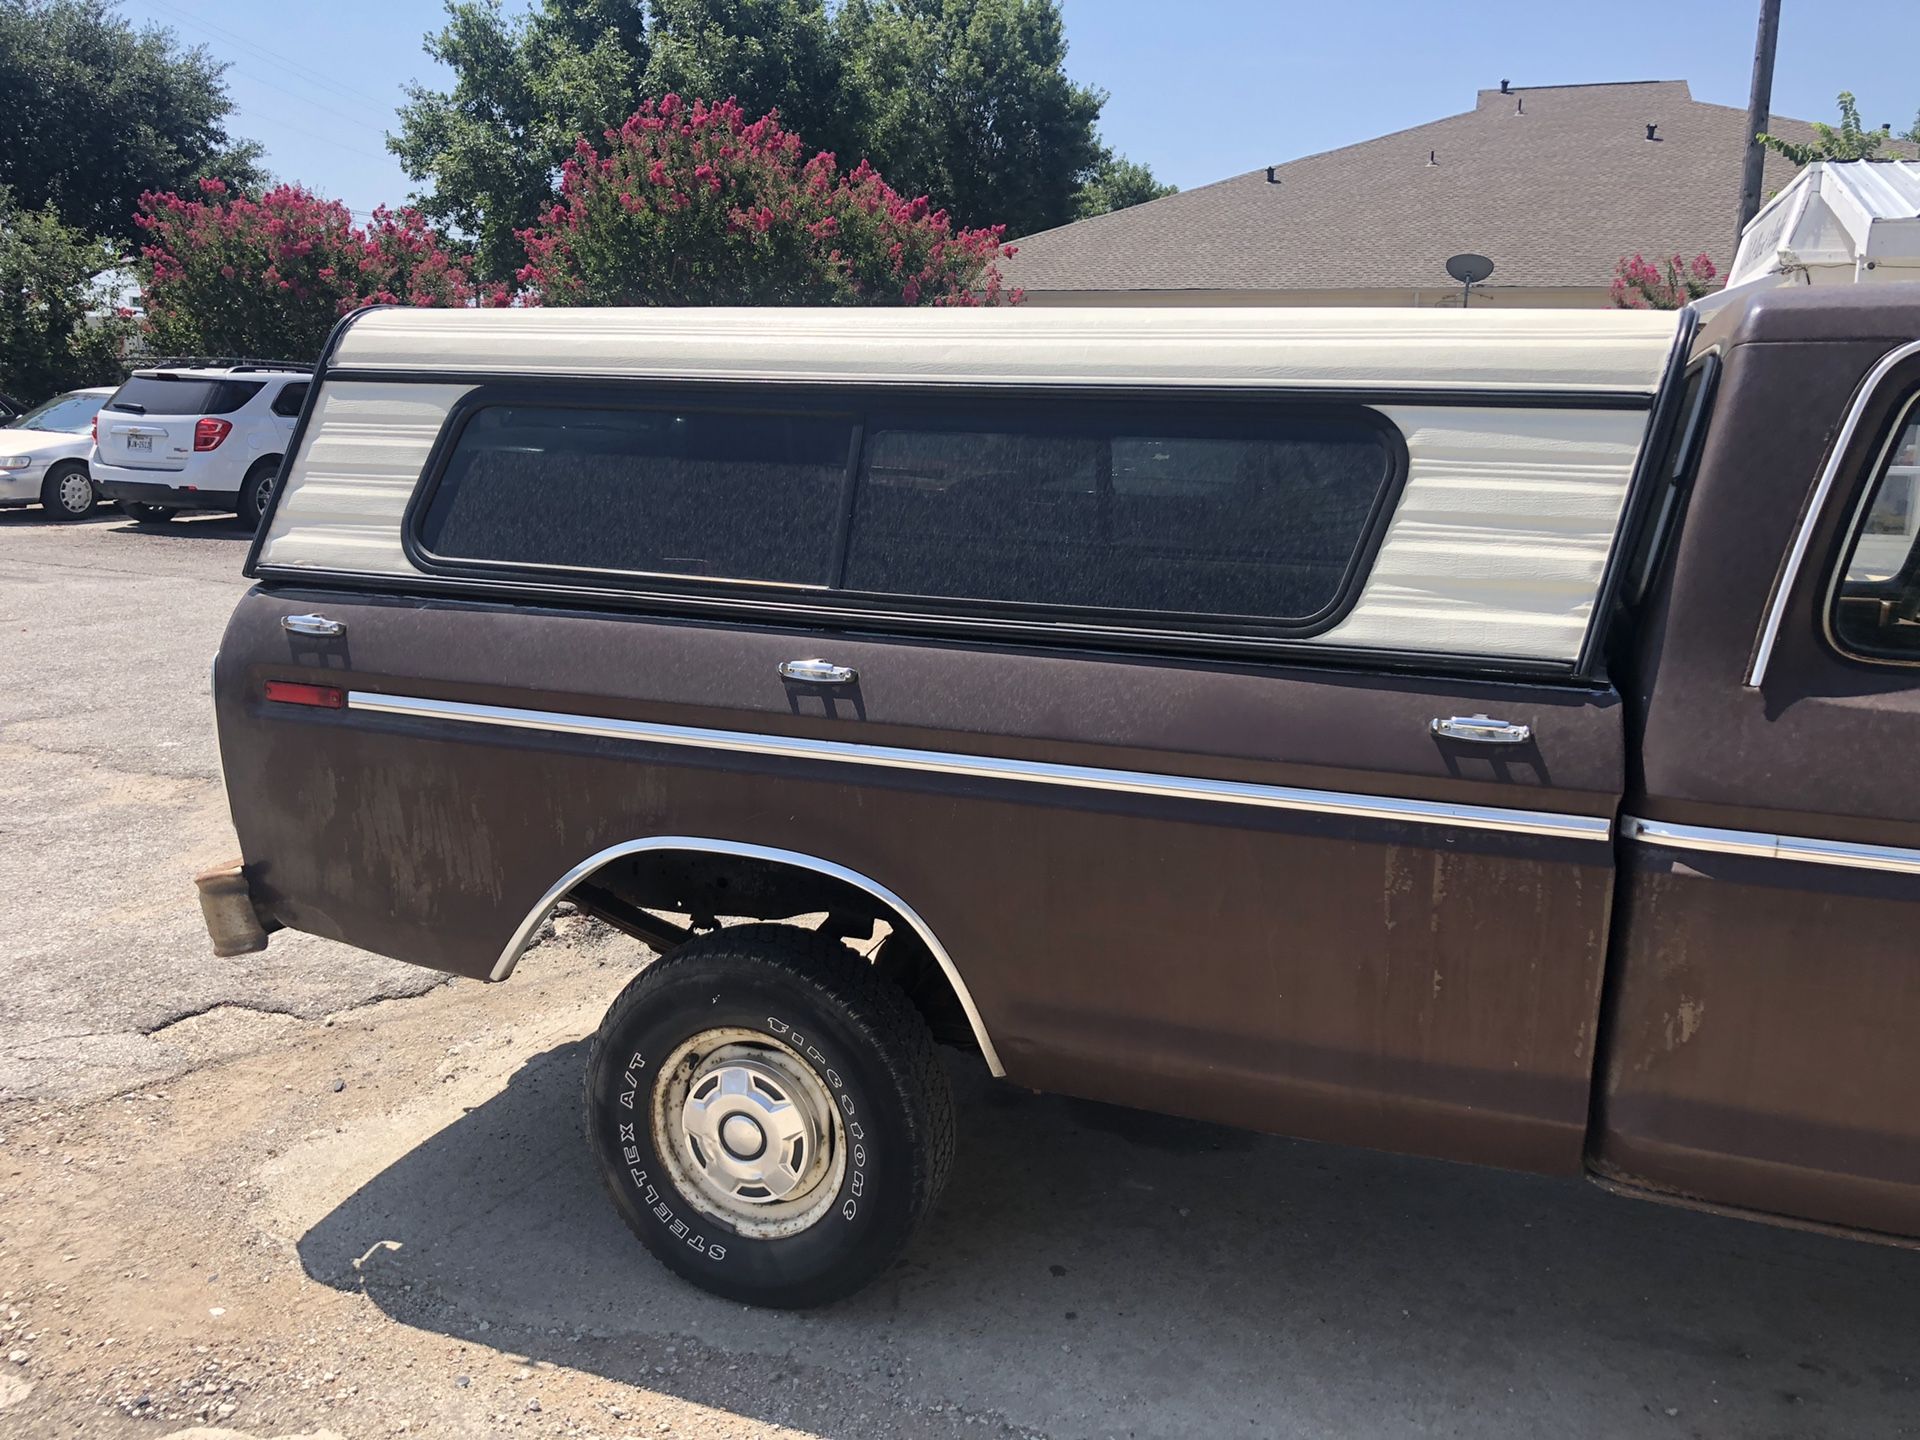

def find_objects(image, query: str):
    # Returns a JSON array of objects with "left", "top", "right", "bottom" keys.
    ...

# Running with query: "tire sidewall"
[
  {"left": 586, "top": 957, "right": 920, "bottom": 1306},
  {"left": 241, "top": 460, "right": 279, "bottom": 526},
  {"left": 42, "top": 464, "right": 94, "bottom": 519}
]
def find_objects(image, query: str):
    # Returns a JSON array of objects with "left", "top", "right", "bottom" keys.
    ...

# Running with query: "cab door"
[{"left": 1598, "top": 311, "right": 1920, "bottom": 1237}]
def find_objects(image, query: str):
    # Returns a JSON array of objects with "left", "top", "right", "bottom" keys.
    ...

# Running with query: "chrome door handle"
[
  {"left": 778, "top": 658, "right": 858, "bottom": 685},
  {"left": 282, "top": 613, "right": 345, "bottom": 638},
  {"left": 1430, "top": 714, "right": 1532, "bottom": 745}
]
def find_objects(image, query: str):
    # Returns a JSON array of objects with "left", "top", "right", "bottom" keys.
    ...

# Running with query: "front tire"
[
  {"left": 584, "top": 925, "right": 955, "bottom": 1308},
  {"left": 40, "top": 463, "right": 96, "bottom": 520}
]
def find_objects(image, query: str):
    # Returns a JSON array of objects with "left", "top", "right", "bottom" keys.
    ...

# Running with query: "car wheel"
[
  {"left": 584, "top": 924, "right": 955, "bottom": 1308},
  {"left": 40, "top": 462, "right": 96, "bottom": 520},
  {"left": 120, "top": 502, "right": 174, "bottom": 524},
  {"left": 239, "top": 458, "right": 280, "bottom": 529}
]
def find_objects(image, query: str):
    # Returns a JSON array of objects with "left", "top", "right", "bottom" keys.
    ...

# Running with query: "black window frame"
[
  {"left": 401, "top": 381, "right": 1409, "bottom": 648},
  {"left": 1824, "top": 387, "right": 1920, "bottom": 669},
  {"left": 271, "top": 381, "right": 311, "bottom": 418}
]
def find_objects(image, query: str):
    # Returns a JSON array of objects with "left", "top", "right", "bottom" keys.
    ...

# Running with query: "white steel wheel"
[{"left": 652, "top": 1028, "right": 846, "bottom": 1239}]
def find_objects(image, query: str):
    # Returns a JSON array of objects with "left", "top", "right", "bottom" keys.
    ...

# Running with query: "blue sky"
[{"left": 121, "top": 0, "right": 1920, "bottom": 219}]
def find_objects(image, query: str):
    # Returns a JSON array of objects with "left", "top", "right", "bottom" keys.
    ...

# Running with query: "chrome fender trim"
[{"left": 492, "top": 835, "right": 1007, "bottom": 1077}]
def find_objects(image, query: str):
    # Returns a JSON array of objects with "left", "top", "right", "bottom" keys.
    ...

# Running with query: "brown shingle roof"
[{"left": 1004, "top": 81, "right": 1901, "bottom": 294}]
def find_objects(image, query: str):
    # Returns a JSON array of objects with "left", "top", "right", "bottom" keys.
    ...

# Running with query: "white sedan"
[{"left": 0, "top": 386, "right": 116, "bottom": 520}]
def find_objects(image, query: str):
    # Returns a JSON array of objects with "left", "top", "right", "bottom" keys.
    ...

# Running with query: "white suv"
[{"left": 90, "top": 363, "right": 310, "bottom": 527}]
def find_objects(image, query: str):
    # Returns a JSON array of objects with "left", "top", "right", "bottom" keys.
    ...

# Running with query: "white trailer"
[{"left": 1726, "top": 160, "right": 1920, "bottom": 289}]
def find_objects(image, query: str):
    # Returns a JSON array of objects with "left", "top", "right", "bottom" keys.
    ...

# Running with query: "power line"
[
  {"left": 225, "top": 66, "right": 394, "bottom": 141},
  {"left": 138, "top": 0, "right": 397, "bottom": 111},
  {"left": 230, "top": 103, "right": 393, "bottom": 165}
]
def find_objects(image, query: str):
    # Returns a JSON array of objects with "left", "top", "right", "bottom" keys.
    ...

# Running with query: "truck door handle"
[
  {"left": 282, "top": 613, "right": 345, "bottom": 638},
  {"left": 1430, "top": 714, "right": 1532, "bottom": 745},
  {"left": 778, "top": 658, "right": 858, "bottom": 685}
]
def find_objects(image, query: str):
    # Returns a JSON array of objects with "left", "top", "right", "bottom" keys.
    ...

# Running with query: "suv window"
[
  {"left": 107, "top": 376, "right": 265, "bottom": 416},
  {"left": 418, "top": 403, "right": 853, "bottom": 585},
  {"left": 271, "top": 382, "right": 310, "bottom": 418},
  {"left": 1831, "top": 399, "right": 1920, "bottom": 663},
  {"left": 843, "top": 412, "right": 1395, "bottom": 623}
]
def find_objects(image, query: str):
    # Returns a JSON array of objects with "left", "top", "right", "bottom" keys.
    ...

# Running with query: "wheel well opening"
[{"left": 561, "top": 847, "right": 988, "bottom": 1066}]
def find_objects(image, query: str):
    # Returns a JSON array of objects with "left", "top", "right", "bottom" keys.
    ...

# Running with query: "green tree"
[
  {"left": 0, "top": 0, "right": 262, "bottom": 245},
  {"left": 393, "top": 0, "right": 1164, "bottom": 275},
  {"left": 839, "top": 0, "right": 1106, "bottom": 237},
  {"left": 391, "top": 0, "right": 653, "bottom": 281},
  {"left": 644, "top": 0, "right": 856, "bottom": 160},
  {"left": 1075, "top": 153, "right": 1176, "bottom": 219},
  {"left": 0, "top": 188, "right": 128, "bottom": 403},
  {"left": 1759, "top": 91, "right": 1899, "bottom": 165}
]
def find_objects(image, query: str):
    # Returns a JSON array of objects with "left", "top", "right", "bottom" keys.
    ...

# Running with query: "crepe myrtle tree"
[
  {"left": 1610, "top": 252, "right": 1718, "bottom": 310},
  {"left": 514, "top": 96, "right": 1021, "bottom": 306},
  {"left": 136, "top": 179, "right": 508, "bottom": 361}
]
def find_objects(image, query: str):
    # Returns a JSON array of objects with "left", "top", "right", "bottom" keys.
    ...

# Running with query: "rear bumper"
[
  {"left": 94, "top": 477, "right": 235, "bottom": 510},
  {"left": 92, "top": 459, "right": 236, "bottom": 509},
  {"left": 193, "top": 857, "right": 279, "bottom": 956}
]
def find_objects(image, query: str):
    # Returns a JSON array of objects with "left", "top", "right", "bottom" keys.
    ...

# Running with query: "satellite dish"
[{"left": 1446, "top": 252, "right": 1495, "bottom": 284}]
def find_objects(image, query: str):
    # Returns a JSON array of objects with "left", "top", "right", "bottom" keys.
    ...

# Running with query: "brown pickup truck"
[{"left": 201, "top": 285, "right": 1920, "bottom": 1307}]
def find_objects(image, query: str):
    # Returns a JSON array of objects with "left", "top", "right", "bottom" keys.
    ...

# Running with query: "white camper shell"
[
  {"left": 1727, "top": 160, "right": 1920, "bottom": 290},
  {"left": 256, "top": 305, "right": 1681, "bottom": 664}
]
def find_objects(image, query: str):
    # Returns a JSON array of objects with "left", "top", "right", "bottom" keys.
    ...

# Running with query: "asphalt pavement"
[
  {"left": 0, "top": 506, "right": 444, "bottom": 1104},
  {"left": 2, "top": 503, "right": 1917, "bottom": 1439}
]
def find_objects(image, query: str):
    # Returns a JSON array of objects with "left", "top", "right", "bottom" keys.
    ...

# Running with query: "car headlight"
[{"left": 0, "top": 456, "right": 33, "bottom": 471}]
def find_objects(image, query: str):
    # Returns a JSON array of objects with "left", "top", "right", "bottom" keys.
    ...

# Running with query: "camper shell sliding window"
[{"left": 407, "top": 390, "right": 1407, "bottom": 642}]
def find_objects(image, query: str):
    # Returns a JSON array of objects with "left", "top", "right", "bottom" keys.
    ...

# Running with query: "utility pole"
[{"left": 1736, "top": 0, "right": 1782, "bottom": 242}]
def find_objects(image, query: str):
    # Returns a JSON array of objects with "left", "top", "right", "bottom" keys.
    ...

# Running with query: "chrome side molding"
[
  {"left": 347, "top": 690, "right": 1614, "bottom": 843},
  {"left": 1622, "top": 814, "right": 1920, "bottom": 876},
  {"left": 490, "top": 835, "right": 1007, "bottom": 1077}
]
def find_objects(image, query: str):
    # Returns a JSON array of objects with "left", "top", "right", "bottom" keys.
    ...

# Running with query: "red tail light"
[
  {"left": 263, "top": 680, "right": 345, "bottom": 709},
  {"left": 91, "top": 414, "right": 99, "bottom": 443},
  {"left": 194, "top": 416, "right": 233, "bottom": 451}
]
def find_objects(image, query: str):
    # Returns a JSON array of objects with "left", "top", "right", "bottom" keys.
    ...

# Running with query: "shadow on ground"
[
  {"left": 0, "top": 508, "right": 120, "bottom": 529},
  {"left": 0, "top": 506, "right": 253, "bottom": 538},
  {"left": 300, "top": 1043, "right": 1920, "bottom": 1438}
]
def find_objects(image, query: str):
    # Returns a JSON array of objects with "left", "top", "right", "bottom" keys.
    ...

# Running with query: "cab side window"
[{"left": 1832, "top": 401, "right": 1920, "bottom": 663}]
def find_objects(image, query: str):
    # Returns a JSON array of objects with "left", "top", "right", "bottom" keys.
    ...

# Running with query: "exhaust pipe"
[{"left": 193, "top": 857, "right": 277, "bottom": 957}]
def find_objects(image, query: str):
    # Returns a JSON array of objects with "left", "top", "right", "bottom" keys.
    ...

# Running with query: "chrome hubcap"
[
  {"left": 254, "top": 475, "right": 273, "bottom": 516},
  {"left": 653, "top": 1029, "right": 843, "bottom": 1237},
  {"left": 59, "top": 472, "right": 91, "bottom": 512}
]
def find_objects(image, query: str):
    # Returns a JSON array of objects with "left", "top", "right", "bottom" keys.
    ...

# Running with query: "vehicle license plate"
[{"left": 127, "top": 434, "right": 152, "bottom": 453}]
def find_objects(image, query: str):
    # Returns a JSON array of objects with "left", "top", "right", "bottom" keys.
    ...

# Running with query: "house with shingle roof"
[{"left": 1004, "top": 80, "right": 1909, "bottom": 307}]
